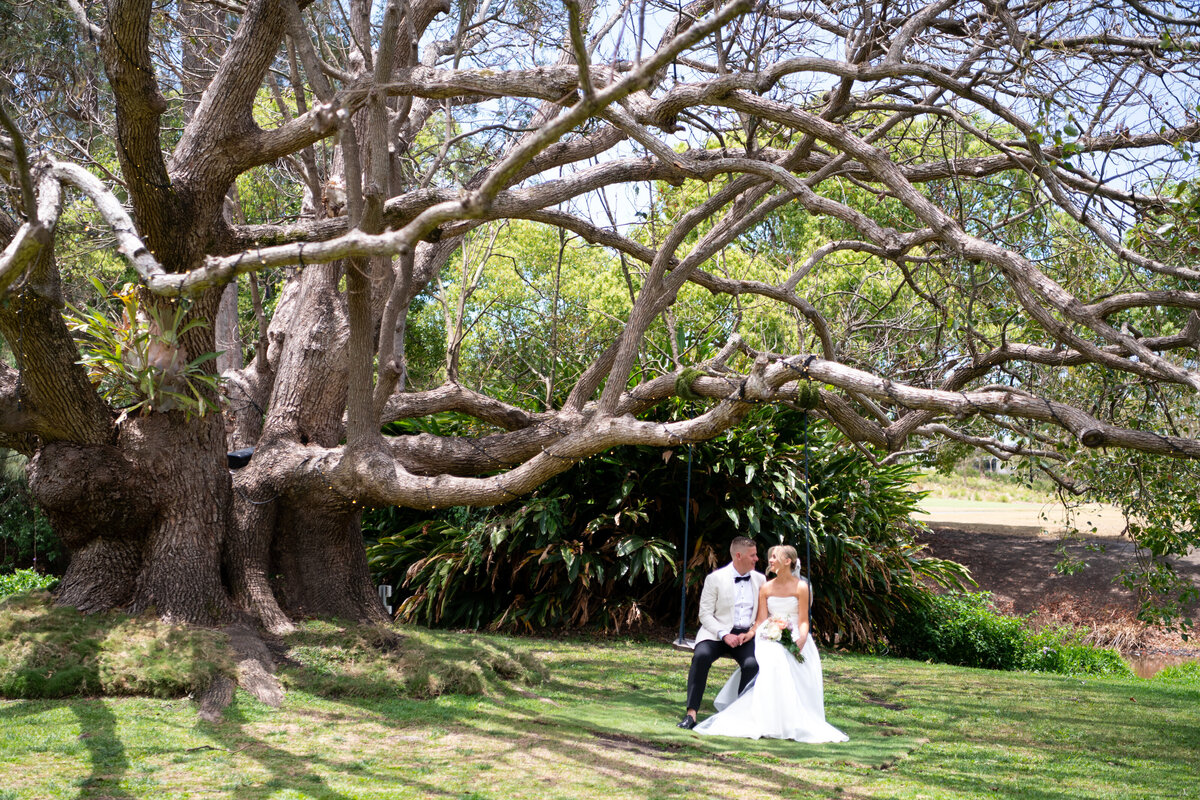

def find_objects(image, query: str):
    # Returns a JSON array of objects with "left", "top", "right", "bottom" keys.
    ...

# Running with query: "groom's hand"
[{"left": 722, "top": 633, "right": 741, "bottom": 648}]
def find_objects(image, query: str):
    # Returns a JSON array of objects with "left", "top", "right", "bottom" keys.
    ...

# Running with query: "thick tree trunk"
[
  {"left": 227, "top": 483, "right": 290, "bottom": 632},
  {"left": 273, "top": 503, "right": 388, "bottom": 623},
  {"left": 28, "top": 442, "right": 150, "bottom": 612},
  {"left": 225, "top": 260, "right": 388, "bottom": 629},
  {"left": 29, "top": 414, "right": 236, "bottom": 623},
  {"left": 121, "top": 411, "right": 234, "bottom": 622}
]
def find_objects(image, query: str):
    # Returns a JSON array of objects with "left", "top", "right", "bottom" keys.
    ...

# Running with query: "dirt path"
[{"left": 914, "top": 504, "right": 1200, "bottom": 657}]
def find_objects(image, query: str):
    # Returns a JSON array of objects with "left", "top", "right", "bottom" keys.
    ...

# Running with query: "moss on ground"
[
  {"left": 0, "top": 592, "right": 235, "bottom": 698},
  {"left": 0, "top": 593, "right": 548, "bottom": 703}
]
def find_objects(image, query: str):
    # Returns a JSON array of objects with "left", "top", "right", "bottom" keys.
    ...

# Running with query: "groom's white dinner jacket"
[{"left": 695, "top": 563, "right": 767, "bottom": 645}]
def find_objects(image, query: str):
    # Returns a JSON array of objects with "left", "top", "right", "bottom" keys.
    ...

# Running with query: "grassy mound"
[
  {"left": 0, "top": 592, "right": 235, "bottom": 698},
  {"left": 0, "top": 594, "right": 550, "bottom": 702},
  {"left": 280, "top": 619, "right": 548, "bottom": 698}
]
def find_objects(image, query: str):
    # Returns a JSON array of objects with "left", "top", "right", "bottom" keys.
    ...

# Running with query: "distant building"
[{"left": 974, "top": 456, "right": 1013, "bottom": 475}]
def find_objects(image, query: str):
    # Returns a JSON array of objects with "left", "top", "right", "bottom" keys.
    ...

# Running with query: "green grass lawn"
[{"left": 2, "top": 631, "right": 1197, "bottom": 800}]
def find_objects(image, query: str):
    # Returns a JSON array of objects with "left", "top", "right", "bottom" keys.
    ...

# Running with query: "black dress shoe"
[{"left": 677, "top": 715, "right": 697, "bottom": 730}]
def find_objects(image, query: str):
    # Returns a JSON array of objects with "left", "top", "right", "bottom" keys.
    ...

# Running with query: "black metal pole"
[
  {"left": 802, "top": 412, "right": 812, "bottom": 580},
  {"left": 676, "top": 444, "right": 693, "bottom": 645}
]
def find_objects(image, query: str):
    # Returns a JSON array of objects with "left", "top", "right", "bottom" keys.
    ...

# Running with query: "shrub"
[
  {"left": 1154, "top": 660, "right": 1200, "bottom": 686},
  {"left": 0, "top": 569, "right": 58, "bottom": 599},
  {"left": 1022, "top": 628, "right": 1132, "bottom": 677},
  {"left": 888, "top": 591, "right": 1133, "bottom": 677},
  {"left": 888, "top": 592, "right": 1027, "bottom": 670}
]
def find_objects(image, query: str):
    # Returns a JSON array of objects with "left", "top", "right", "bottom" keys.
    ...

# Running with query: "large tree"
[{"left": 1, "top": 0, "right": 1198, "bottom": 632}]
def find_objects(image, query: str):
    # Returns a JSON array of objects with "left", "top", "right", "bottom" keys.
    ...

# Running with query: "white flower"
[{"left": 758, "top": 615, "right": 789, "bottom": 641}]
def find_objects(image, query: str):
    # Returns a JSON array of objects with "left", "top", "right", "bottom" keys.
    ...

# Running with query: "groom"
[{"left": 678, "top": 536, "right": 765, "bottom": 729}]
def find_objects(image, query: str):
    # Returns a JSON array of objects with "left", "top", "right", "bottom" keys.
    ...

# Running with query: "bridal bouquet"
[{"left": 757, "top": 615, "right": 805, "bottom": 663}]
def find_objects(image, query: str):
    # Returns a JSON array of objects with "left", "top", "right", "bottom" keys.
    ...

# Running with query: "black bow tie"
[{"left": 734, "top": 574, "right": 751, "bottom": 583}]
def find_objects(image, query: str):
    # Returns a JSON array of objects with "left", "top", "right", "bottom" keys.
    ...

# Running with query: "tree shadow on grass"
[
  {"left": 0, "top": 596, "right": 142, "bottom": 799},
  {"left": 195, "top": 697, "right": 359, "bottom": 800},
  {"left": 439, "top": 647, "right": 1200, "bottom": 800},
  {"left": 197, "top": 690, "right": 533, "bottom": 800},
  {"left": 853, "top": 661, "right": 1200, "bottom": 800},
  {"left": 71, "top": 700, "right": 134, "bottom": 800},
  {"left": 347, "top": 694, "right": 838, "bottom": 799},
  {"left": 458, "top": 696, "right": 863, "bottom": 798},
  {"left": 0, "top": 698, "right": 133, "bottom": 800},
  {"left": 284, "top": 642, "right": 919, "bottom": 799}
]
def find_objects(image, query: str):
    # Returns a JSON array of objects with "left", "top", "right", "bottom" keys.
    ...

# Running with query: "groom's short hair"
[{"left": 729, "top": 536, "right": 756, "bottom": 555}]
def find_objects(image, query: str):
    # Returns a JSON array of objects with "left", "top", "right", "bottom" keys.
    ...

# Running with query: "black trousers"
[{"left": 685, "top": 634, "right": 758, "bottom": 713}]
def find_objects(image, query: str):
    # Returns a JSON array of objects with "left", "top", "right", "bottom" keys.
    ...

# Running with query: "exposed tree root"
[
  {"left": 196, "top": 675, "right": 235, "bottom": 723},
  {"left": 196, "top": 623, "right": 284, "bottom": 721}
]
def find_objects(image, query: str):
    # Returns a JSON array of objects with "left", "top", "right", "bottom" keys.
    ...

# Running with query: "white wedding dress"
[{"left": 694, "top": 594, "right": 848, "bottom": 742}]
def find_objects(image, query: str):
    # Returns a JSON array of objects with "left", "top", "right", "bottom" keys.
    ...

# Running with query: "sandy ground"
[{"left": 914, "top": 498, "right": 1131, "bottom": 538}]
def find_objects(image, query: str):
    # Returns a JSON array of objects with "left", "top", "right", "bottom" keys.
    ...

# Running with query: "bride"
[{"left": 694, "top": 544, "right": 848, "bottom": 743}]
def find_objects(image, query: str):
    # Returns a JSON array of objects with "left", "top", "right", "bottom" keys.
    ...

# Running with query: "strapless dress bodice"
[{"left": 766, "top": 595, "right": 800, "bottom": 621}]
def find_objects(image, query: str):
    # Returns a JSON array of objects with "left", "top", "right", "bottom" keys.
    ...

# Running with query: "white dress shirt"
[{"left": 731, "top": 571, "right": 755, "bottom": 631}]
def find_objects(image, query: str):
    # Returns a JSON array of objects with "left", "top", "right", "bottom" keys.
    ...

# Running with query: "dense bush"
[
  {"left": 888, "top": 592, "right": 1026, "bottom": 669},
  {"left": 1022, "top": 629, "right": 1131, "bottom": 677},
  {"left": 0, "top": 452, "right": 60, "bottom": 572},
  {"left": 367, "top": 407, "right": 968, "bottom": 644},
  {"left": 888, "top": 591, "right": 1133, "bottom": 677},
  {"left": 0, "top": 568, "right": 58, "bottom": 599}
]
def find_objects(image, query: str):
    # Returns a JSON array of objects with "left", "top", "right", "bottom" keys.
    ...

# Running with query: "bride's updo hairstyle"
[{"left": 770, "top": 544, "right": 799, "bottom": 574}]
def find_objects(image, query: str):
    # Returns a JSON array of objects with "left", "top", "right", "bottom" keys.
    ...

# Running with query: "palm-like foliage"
[
  {"left": 366, "top": 409, "right": 969, "bottom": 645},
  {"left": 803, "top": 442, "right": 971, "bottom": 647}
]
